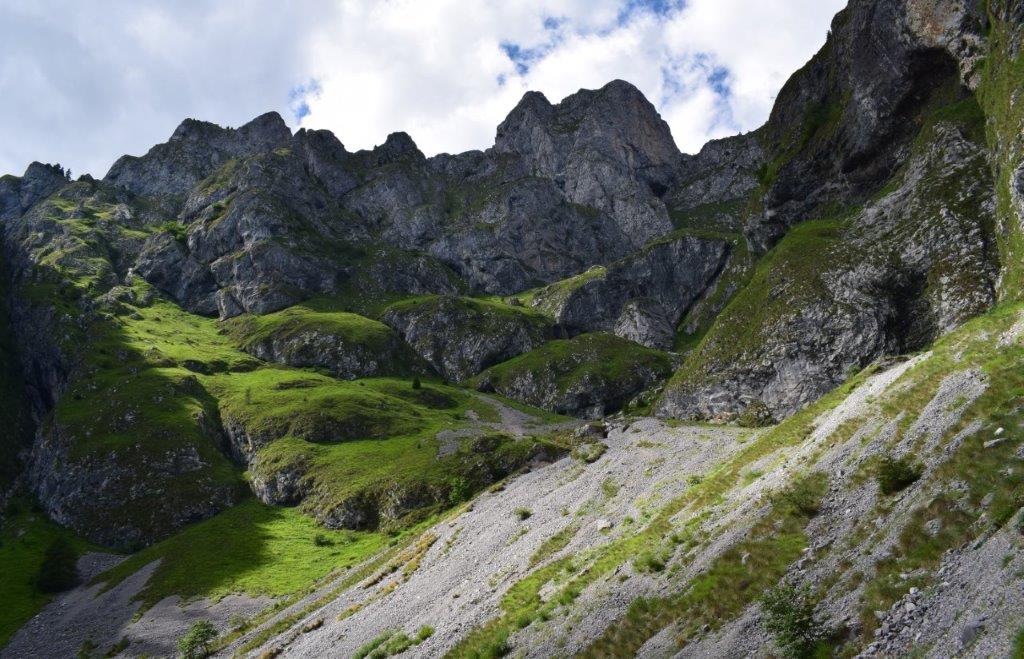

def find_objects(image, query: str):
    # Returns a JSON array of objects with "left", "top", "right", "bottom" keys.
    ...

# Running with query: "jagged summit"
[
  {"left": 1, "top": 1, "right": 1023, "bottom": 656},
  {"left": 363, "top": 130, "right": 423, "bottom": 165},
  {"left": 167, "top": 110, "right": 291, "bottom": 145},
  {"left": 102, "top": 110, "right": 292, "bottom": 201}
]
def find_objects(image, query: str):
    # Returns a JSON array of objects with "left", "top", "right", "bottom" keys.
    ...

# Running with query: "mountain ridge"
[{"left": 1, "top": 0, "right": 1023, "bottom": 656}]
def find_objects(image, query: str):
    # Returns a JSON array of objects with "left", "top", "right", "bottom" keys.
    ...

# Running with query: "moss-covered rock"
[
  {"left": 222, "top": 299, "right": 432, "bottom": 379},
  {"left": 978, "top": 9, "right": 1024, "bottom": 299},
  {"left": 517, "top": 233, "right": 731, "bottom": 350},
  {"left": 658, "top": 104, "right": 997, "bottom": 421},
  {"left": 381, "top": 295, "right": 555, "bottom": 381},
  {"left": 474, "top": 333, "right": 674, "bottom": 418}
]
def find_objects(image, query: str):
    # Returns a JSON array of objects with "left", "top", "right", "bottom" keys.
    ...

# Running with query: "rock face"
[
  {"left": 0, "top": 0, "right": 1019, "bottom": 550},
  {"left": 29, "top": 413, "right": 241, "bottom": 550},
  {"left": 526, "top": 233, "right": 732, "bottom": 349},
  {"left": 474, "top": 333, "right": 674, "bottom": 418},
  {"left": 659, "top": 120, "right": 998, "bottom": 419},
  {"left": 113, "top": 79, "right": 690, "bottom": 319},
  {"left": 652, "top": 0, "right": 1014, "bottom": 421},
  {"left": 748, "top": 0, "right": 990, "bottom": 252},
  {"left": 223, "top": 306, "right": 432, "bottom": 379},
  {"left": 667, "top": 131, "right": 765, "bottom": 224},
  {"left": 493, "top": 81, "right": 679, "bottom": 247},
  {"left": 0, "top": 163, "right": 70, "bottom": 221},
  {"left": 105, "top": 112, "right": 292, "bottom": 202},
  {"left": 381, "top": 296, "right": 555, "bottom": 382}
]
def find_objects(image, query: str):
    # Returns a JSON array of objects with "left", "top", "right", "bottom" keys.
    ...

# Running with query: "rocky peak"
[
  {"left": 564, "top": 79, "right": 679, "bottom": 167},
  {"left": 495, "top": 80, "right": 678, "bottom": 174},
  {"left": 493, "top": 91, "right": 556, "bottom": 155},
  {"left": 0, "top": 162, "right": 68, "bottom": 220},
  {"left": 168, "top": 111, "right": 290, "bottom": 149},
  {"left": 367, "top": 131, "right": 424, "bottom": 166},
  {"left": 104, "top": 111, "right": 292, "bottom": 202},
  {"left": 235, "top": 111, "right": 293, "bottom": 150},
  {"left": 293, "top": 128, "right": 358, "bottom": 197},
  {"left": 168, "top": 118, "right": 224, "bottom": 143},
  {"left": 493, "top": 80, "right": 678, "bottom": 247}
]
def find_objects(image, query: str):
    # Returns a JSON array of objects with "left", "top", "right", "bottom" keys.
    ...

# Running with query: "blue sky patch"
[
  {"left": 617, "top": 0, "right": 684, "bottom": 25},
  {"left": 543, "top": 16, "right": 566, "bottom": 30},
  {"left": 289, "top": 79, "right": 322, "bottom": 123}
]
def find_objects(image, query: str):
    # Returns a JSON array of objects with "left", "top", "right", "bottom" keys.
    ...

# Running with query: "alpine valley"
[{"left": 2, "top": 0, "right": 1024, "bottom": 657}]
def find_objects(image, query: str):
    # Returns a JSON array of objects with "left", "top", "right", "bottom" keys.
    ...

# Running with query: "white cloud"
[
  {"left": 0, "top": 0, "right": 845, "bottom": 177},
  {"left": 0, "top": 0, "right": 333, "bottom": 177}
]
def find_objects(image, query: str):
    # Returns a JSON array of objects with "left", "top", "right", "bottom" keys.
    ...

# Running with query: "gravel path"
[{"left": 438, "top": 393, "right": 577, "bottom": 456}]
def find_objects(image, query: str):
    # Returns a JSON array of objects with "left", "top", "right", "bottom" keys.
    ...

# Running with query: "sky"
[{"left": 0, "top": 0, "right": 846, "bottom": 178}]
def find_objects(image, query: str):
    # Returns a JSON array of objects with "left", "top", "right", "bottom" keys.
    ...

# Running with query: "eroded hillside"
[{"left": 0, "top": 0, "right": 1022, "bottom": 656}]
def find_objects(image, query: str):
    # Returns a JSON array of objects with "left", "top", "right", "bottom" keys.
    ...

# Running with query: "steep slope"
[
  {"left": 207, "top": 302, "right": 1024, "bottom": 659},
  {"left": 0, "top": 76, "right": 721, "bottom": 550},
  {"left": 0, "top": 1, "right": 1021, "bottom": 655},
  {"left": 0, "top": 277, "right": 32, "bottom": 502},
  {"left": 660, "top": 100, "right": 997, "bottom": 419},
  {"left": 658, "top": 0, "right": 1010, "bottom": 420}
]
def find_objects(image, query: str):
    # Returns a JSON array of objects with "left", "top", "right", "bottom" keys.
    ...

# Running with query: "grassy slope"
[
  {"left": 208, "top": 367, "right": 545, "bottom": 521},
  {"left": 978, "top": 10, "right": 1024, "bottom": 299},
  {"left": 51, "top": 293, "right": 246, "bottom": 537},
  {"left": 0, "top": 284, "right": 559, "bottom": 637},
  {"left": 473, "top": 333, "right": 674, "bottom": 415},
  {"left": 663, "top": 217, "right": 847, "bottom": 392},
  {"left": 662, "top": 73, "right": 991, "bottom": 407},
  {"left": 0, "top": 502, "right": 96, "bottom": 647},
  {"left": 510, "top": 267, "right": 607, "bottom": 316},
  {"left": 448, "top": 364, "right": 879, "bottom": 657},
  {"left": 383, "top": 294, "right": 550, "bottom": 323},
  {"left": 452, "top": 300, "right": 1024, "bottom": 657},
  {"left": 479, "top": 333, "right": 672, "bottom": 388},
  {"left": 846, "top": 302, "right": 1024, "bottom": 643},
  {"left": 612, "top": 303, "right": 1024, "bottom": 655},
  {"left": 224, "top": 302, "right": 396, "bottom": 347},
  {"left": 3, "top": 178, "right": 564, "bottom": 625},
  {"left": 222, "top": 299, "right": 429, "bottom": 376},
  {"left": 95, "top": 499, "right": 405, "bottom": 609}
]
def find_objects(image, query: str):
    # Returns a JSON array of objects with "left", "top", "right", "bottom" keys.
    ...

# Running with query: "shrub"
[
  {"left": 775, "top": 474, "right": 826, "bottom": 518},
  {"left": 412, "top": 377, "right": 422, "bottom": 390},
  {"left": 107, "top": 637, "right": 130, "bottom": 656},
  {"left": 313, "top": 533, "right": 333, "bottom": 547},
  {"left": 877, "top": 455, "right": 921, "bottom": 495},
  {"left": 1013, "top": 624, "right": 1024, "bottom": 659},
  {"left": 447, "top": 477, "right": 471, "bottom": 504},
  {"left": 514, "top": 507, "right": 532, "bottom": 520},
  {"left": 633, "top": 549, "right": 669, "bottom": 573},
  {"left": 159, "top": 221, "right": 189, "bottom": 243},
  {"left": 761, "top": 583, "right": 829, "bottom": 658},
  {"left": 737, "top": 400, "right": 775, "bottom": 428},
  {"left": 354, "top": 627, "right": 434, "bottom": 659},
  {"left": 76, "top": 638, "right": 97, "bottom": 659},
  {"left": 570, "top": 441, "right": 607, "bottom": 464},
  {"left": 35, "top": 536, "right": 79, "bottom": 593},
  {"left": 177, "top": 620, "right": 217, "bottom": 659}
]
